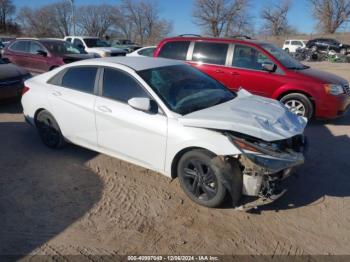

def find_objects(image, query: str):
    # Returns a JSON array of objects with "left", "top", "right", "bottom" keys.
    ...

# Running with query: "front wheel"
[
  {"left": 177, "top": 150, "right": 240, "bottom": 207},
  {"left": 280, "top": 93, "right": 313, "bottom": 119}
]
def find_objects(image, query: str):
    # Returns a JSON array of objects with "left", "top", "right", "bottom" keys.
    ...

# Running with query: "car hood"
[
  {"left": 296, "top": 68, "right": 348, "bottom": 85},
  {"left": 88, "top": 47, "right": 126, "bottom": 53},
  {"left": 179, "top": 89, "right": 307, "bottom": 142},
  {"left": 0, "top": 63, "right": 27, "bottom": 80}
]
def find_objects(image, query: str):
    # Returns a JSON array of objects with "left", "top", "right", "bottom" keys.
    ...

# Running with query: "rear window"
[
  {"left": 158, "top": 41, "right": 190, "bottom": 60},
  {"left": 10, "top": 41, "right": 30, "bottom": 52},
  {"left": 284, "top": 41, "right": 290, "bottom": 45},
  {"left": 61, "top": 67, "right": 97, "bottom": 94},
  {"left": 192, "top": 42, "right": 228, "bottom": 65}
]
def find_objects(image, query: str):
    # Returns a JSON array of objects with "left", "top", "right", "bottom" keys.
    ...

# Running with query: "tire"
[
  {"left": 280, "top": 93, "right": 313, "bottom": 119},
  {"left": 311, "top": 45, "right": 318, "bottom": 52},
  {"left": 340, "top": 48, "right": 347, "bottom": 55},
  {"left": 284, "top": 48, "right": 289, "bottom": 53},
  {"left": 36, "top": 110, "right": 66, "bottom": 149},
  {"left": 177, "top": 149, "right": 238, "bottom": 208}
]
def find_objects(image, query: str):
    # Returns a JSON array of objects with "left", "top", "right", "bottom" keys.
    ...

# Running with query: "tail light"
[{"left": 22, "top": 85, "right": 30, "bottom": 96}]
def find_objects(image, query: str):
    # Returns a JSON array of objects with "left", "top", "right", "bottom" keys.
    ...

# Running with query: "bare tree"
[
  {"left": 76, "top": 5, "right": 115, "bottom": 37},
  {"left": 192, "top": 0, "right": 251, "bottom": 37},
  {"left": 309, "top": 0, "right": 350, "bottom": 33},
  {"left": 0, "top": 0, "right": 15, "bottom": 32},
  {"left": 46, "top": 1, "right": 72, "bottom": 37},
  {"left": 121, "top": 0, "right": 172, "bottom": 45},
  {"left": 17, "top": 7, "right": 53, "bottom": 37},
  {"left": 260, "top": 0, "right": 293, "bottom": 36}
]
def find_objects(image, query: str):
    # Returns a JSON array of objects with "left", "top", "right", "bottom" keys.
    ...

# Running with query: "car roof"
[
  {"left": 160, "top": 36, "right": 270, "bottom": 46},
  {"left": 76, "top": 57, "right": 184, "bottom": 71}
]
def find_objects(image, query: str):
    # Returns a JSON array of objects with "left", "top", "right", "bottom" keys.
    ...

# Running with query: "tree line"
[{"left": 0, "top": 0, "right": 350, "bottom": 43}]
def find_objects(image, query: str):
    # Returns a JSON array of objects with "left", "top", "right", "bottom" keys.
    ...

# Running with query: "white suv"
[
  {"left": 283, "top": 40, "right": 307, "bottom": 53},
  {"left": 64, "top": 36, "right": 126, "bottom": 58}
]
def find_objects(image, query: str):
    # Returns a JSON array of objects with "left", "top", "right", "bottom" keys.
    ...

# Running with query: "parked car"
[
  {"left": 127, "top": 46, "right": 156, "bottom": 57},
  {"left": 2, "top": 38, "right": 94, "bottom": 75},
  {"left": 110, "top": 39, "right": 142, "bottom": 53},
  {"left": 283, "top": 39, "right": 307, "bottom": 53},
  {"left": 154, "top": 36, "right": 350, "bottom": 119},
  {"left": 22, "top": 57, "right": 307, "bottom": 208},
  {"left": 0, "top": 58, "right": 31, "bottom": 101},
  {"left": 64, "top": 36, "right": 126, "bottom": 57},
  {"left": 306, "top": 38, "right": 350, "bottom": 55}
]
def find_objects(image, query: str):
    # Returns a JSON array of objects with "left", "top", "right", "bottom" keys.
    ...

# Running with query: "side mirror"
[
  {"left": 36, "top": 50, "right": 47, "bottom": 57},
  {"left": 128, "top": 97, "right": 158, "bottom": 113},
  {"left": 262, "top": 63, "right": 277, "bottom": 73}
]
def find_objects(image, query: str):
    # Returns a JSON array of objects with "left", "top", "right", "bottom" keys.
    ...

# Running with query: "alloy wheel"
[
  {"left": 182, "top": 159, "right": 218, "bottom": 201},
  {"left": 284, "top": 99, "right": 306, "bottom": 117}
]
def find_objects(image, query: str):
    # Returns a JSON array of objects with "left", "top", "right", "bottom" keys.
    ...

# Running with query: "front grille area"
[{"left": 343, "top": 85, "right": 350, "bottom": 96}]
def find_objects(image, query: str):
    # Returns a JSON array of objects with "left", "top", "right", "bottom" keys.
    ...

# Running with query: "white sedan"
[
  {"left": 22, "top": 57, "right": 307, "bottom": 208},
  {"left": 127, "top": 46, "right": 156, "bottom": 57}
]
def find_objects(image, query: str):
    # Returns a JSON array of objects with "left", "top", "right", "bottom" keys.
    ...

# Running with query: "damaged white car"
[{"left": 22, "top": 57, "right": 307, "bottom": 209}]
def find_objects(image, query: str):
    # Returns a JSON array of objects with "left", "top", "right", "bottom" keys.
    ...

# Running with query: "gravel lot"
[{"left": 0, "top": 62, "right": 349, "bottom": 258}]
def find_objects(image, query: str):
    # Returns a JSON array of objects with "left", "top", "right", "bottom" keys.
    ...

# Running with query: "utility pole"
[{"left": 69, "top": 0, "right": 76, "bottom": 35}]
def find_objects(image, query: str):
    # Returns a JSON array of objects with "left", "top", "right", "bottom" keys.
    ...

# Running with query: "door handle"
[
  {"left": 215, "top": 69, "right": 224, "bottom": 73},
  {"left": 97, "top": 105, "right": 112, "bottom": 113},
  {"left": 230, "top": 72, "right": 240, "bottom": 76},
  {"left": 52, "top": 90, "right": 62, "bottom": 96}
]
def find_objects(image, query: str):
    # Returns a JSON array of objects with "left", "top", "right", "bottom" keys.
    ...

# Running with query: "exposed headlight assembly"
[{"left": 324, "top": 84, "right": 344, "bottom": 95}]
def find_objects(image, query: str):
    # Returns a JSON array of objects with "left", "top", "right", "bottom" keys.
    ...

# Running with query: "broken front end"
[{"left": 226, "top": 132, "right": 308, "bottom": 209}]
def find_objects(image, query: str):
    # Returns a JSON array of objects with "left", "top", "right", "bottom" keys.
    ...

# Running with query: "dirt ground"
[{"left": 0, "top": 62, "right": 350, "bottom": 259}]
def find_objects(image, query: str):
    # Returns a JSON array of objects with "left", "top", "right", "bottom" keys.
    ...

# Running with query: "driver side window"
[
  {"left": 73, "top": 39, "right": 84, "bottom": 48},
  {"left": 102, "top": 68, "right": 149, "bottom": 103},
  {"left": 232, "top": 44, "right": 273, "bottom": 71}
]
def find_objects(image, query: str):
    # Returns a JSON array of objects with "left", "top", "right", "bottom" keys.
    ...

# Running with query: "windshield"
[
  {"left": 261, "top": 43, "right": 306, "bottom": 70},
  {"left": 42, "top": 41, "right": 86, "bottom": 55},
  {"left": 84, "top": 38, "right": 110, "bottom": 48},
  {"left": 138, "top": 65, "right": 236, "bottom": 115}
]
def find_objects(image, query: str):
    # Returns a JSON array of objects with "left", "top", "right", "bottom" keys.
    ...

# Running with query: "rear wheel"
[
  {"left": 177, "top": 150, "right": 232, "bottom": 207},
  {"left": 284, "top": 48, "right": 290, "bottom": 53},
  {"left": 280, "top": 93, "right": 313, "bottom": 119},
  {"left": 36, "top": 110, "right": 66, "bottom": 149}
]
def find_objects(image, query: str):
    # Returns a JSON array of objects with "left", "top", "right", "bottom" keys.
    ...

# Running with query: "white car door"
[
  {"left": 95, "top": 67, "right": 167, "bottom": 172},
  {"left": 47, "top": 66, "right": 98, "bottom": 148}
]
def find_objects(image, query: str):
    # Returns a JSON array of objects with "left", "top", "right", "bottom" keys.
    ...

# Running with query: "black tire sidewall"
[
  {"left": 36, "top": 110, "right": 65, "bottom": 149},
  {"left": 177, "top": 150, "right": 227, "bottom": 208},
  {"left": 280, "top": 93, "right": 313, "bottom": 119}
]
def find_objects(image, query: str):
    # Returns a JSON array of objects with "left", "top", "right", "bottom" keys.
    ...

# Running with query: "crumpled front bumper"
[{"left": 235, "top": 145, "right": 306, "bottom": 210}]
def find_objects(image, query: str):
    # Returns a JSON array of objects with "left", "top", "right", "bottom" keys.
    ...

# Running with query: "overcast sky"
[{"left": 12, "top": 0, "right": 350, "bottom": 35}]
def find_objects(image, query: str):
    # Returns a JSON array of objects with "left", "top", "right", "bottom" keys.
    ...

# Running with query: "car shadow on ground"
[
  {"left": 251, "top": 113, "right": 350, "bottom": 213},
  {"left": 0, "top": 99, "right": 23, "bottom": 114},
  {"left": 0, "top": 121, "right": 103, "bottom": 258}
]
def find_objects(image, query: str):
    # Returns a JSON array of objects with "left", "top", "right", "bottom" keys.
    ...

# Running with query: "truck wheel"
[
  {"left": 284, "top": 48, "right": 290, "bottom": 53},
  {"left": 280, "top": 93, "right": 313, "bottom": 119},
  {"left": 340, "top": 48, "right": 347, "bottom": 55}
]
